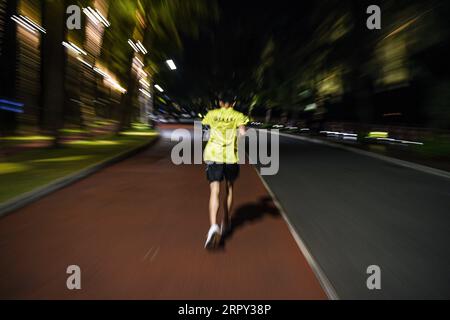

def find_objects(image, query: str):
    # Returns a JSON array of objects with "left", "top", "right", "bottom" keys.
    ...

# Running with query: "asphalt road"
[{"left": 257, "top": 132, "right": 450, "bottom": 299}]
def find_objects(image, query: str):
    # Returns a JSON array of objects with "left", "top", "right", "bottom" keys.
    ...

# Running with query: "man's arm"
[
  {"left": 201, "top": 112, "right": 211, "bottom": 126},
  {"left": 237, "top": 112, "right": 249, "bottom": 137}
]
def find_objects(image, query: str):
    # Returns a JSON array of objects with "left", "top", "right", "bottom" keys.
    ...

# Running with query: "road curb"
[
  {"left": 248, "top": 144, "right": 339, "bottom": 299},
  {"left": 270, "top": 131, "right": 450, "bottom": 180},
  {"left": 251, "top": 166, "right": 340, "bottom": 300},
  {"left": 0, "top": 136, "right": 160, "bottom": 218}
]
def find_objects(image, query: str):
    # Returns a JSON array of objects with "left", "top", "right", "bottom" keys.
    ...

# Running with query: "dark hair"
[{"left": 219, "top": 92, "right": 236, "bottom": 104}]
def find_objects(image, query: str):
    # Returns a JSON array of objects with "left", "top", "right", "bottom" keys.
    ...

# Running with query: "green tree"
[{"left": 102, "top": 0, "right": 216, "bottom": 131}]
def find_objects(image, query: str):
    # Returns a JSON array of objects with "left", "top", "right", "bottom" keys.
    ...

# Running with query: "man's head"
[{"left": 218, "top": 93, "right": 236, "bottom": 109}]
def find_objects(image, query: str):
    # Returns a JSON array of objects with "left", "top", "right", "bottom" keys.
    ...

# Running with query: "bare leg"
[
  {"left": 209, "top": 182, "right": 221, "bottom": 226},
  {"left": 223, "top": 181, "right": 234, "bottom": 227}
]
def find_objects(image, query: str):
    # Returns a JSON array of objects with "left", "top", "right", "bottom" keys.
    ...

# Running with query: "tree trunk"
[
  {"left": 41, "top": 0, "right": 66, "bottom": 147},
  {"left": 117, "top": 53, "right": 138, "bottom": 133},
  {"left": 265, "top": 108, "right": 272, "bottom": 123}
]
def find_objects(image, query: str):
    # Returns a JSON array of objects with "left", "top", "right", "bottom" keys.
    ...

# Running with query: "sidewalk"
[{"left": 0, "top": 127, "right": 326, "bottom": 300}]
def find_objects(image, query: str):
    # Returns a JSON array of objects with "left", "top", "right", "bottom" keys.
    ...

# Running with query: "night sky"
[{"left": 158, "top": 0, "right": 316, "bottom": 109}]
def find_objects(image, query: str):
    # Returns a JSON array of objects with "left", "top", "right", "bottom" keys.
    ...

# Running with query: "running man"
[{"left": 202, "top": 94, "right": 249, "bottom": 250}]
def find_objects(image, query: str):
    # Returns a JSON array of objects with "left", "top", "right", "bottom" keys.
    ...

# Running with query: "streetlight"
[
  {"left": 136, "top": 41, "right": 148, "bottom": 55},
  {"left": 83, "top": 7, "right": 110, "bottom": 27},
  {"left": 166, "top": 59, "right": 177, "bottom": 70},
  {"left": 155, "top": 84, "right": 164, "bottom": 93},
  {"left": 11, "top": 15, "right": 46, "bottom": 34},
  {"left": 139, "top": 89, "right": 151, "bottom": 98},
  {"left": 62, "top": 41, "right": 87, "bottom": 56},
  {"left": 128, "top": 39, "right": 139, "bottom": 52},
  {"left": 128, "top": 39, "right": 147, "bottom": 55}
]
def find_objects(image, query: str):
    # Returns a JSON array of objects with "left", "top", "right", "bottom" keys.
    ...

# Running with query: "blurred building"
[
  {"left": 253, "top": 0, "right": 450, "bottom": 130},
  {"left": 0, "top": 0, "right": 152, "bottom": 136}
]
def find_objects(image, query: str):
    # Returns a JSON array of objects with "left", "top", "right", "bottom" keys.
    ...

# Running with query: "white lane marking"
[
  {"left": 143, "top": 246, "right": 160, "bottom": 263},
  {"left": 150, "top": 247, "right": 160, "bottom": 262},
  {"left": 143, "top": 247, "right": 154, "bottom": 261},
  {"left": 269, "top": 130, "right": 450, "bottom": 180}
]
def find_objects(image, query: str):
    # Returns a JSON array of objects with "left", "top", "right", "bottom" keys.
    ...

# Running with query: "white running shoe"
[{"left": 204, "top": 224, "right": 221, "bottom": 250}]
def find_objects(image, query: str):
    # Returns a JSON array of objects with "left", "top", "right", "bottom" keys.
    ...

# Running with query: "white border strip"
[
  {"left": 251, "top": 164, "right": 339, "bottom": 300},
  {"left": 271, "top": 131, "right": 450, "bottom": 180}
]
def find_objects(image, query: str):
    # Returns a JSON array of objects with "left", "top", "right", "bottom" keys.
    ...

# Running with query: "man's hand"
[{"left": 238, "top": 125, "right": 247, "bottom": 138}]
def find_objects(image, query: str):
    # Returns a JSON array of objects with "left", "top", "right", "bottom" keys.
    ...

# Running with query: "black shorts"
[{"left": 206, "top": 163, "right": 240, "bottom": 183}]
